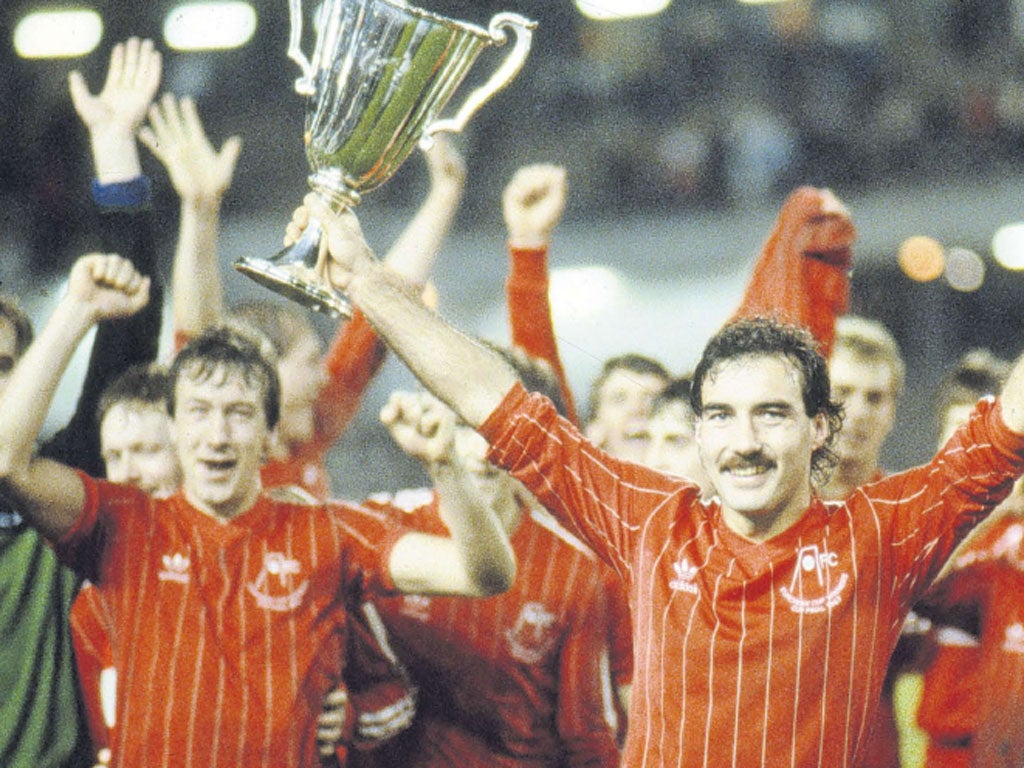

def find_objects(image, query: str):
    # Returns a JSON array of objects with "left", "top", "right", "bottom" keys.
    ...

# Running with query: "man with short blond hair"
[{"left": 822, "top": 314, "right": 905, "bottom": 501}]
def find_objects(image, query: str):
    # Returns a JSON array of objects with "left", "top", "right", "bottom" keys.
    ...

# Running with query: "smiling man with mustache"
[{"left": 298, "top": 195, "right": 1024, "bottom": 767}]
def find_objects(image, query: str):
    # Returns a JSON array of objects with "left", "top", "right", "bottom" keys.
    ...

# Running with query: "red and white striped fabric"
[
  {"left": 481, "top": 385, "right": 1024, "bottom": 767},
  {"left": 56, "top": 473, "right": 407, "bottom": 768},
  {"left": 357, "top": 491, "right": 620, "bottom": 768}
]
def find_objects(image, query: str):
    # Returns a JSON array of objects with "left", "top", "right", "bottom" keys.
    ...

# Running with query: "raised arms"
[
  {"left": 290, "top": 196, "right": 519, "bottom": 429},
  {"left": 0, "top": 256, "right": 150, "bottom": 540},
  {"left": 140, "top": 94, "right": 242, "bottom": 340},
  {"left": 380, "top": 389, "right": 515, "bottom": 596}
]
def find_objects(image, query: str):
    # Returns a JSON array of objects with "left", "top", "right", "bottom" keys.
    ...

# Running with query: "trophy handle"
[
  {"left": 420, "top": 12, "right": 536, "bottom": 147},
  {"left": 287, "top": 0, "right": 316, "bottom": 96}
]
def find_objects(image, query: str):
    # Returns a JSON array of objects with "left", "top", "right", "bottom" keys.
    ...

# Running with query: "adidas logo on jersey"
[
  {"left": 159, "top": 552, "right": 191, "bottom": 583},
  {"left": 669, "top": 557, "right": 699, "bottom": 594}
]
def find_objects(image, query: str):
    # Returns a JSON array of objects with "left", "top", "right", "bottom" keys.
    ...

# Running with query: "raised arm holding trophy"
[{"left": 234, "top": 0, "right": 536, "bottom": 316}]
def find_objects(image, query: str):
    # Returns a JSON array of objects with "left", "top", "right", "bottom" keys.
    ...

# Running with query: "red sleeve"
[
  {"left": 556, "top": 572, "right": 622, "bottom": 768},
  {"left": 917, "top": 634, "right": 981, "bottom": 743},
  {"left": 314, "top": 310, "right": 388, "bottom": 451},
  {"left": 70, "top": 586, "right": 114, "bottom": 758},
  {"left": 53, "top": 472, "right": 106, "bottom": 582},
  {"left": 862, "top": 398, "right": 1024, "bottom": 606},
  {"left": 602, "top": 570, "right": 633, "bottom": 687},
  {"left": 506, "top": 243, "right": 580, "bottom": 425},
  {"left": 730, "top": 186, "right": 854, "bottom": 357},
  {"left": 480, "top": 383, "right": 696, "bottom": 580},
  {"left": 54, "top": 473, "right": 152, "bottom": 585}
]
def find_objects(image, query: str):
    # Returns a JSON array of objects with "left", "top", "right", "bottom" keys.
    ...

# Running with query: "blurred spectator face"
[
  {"left": 644, "top": 399, "right": 710, "bottom": 489},
  {"left": 101, "top": 402, "right": 181, "bottom": 496},
  {"left": 276, "top": 328, "right": 328, "bottom": 448},
  {"left": 588, "top": 369, "right": 668, "bottom": 462},
  {"left": 0, "top": 317, "right": 17, "bottom": 398},
  {"left": 829, "top": 348, "right": 897, "bottom": 476}
]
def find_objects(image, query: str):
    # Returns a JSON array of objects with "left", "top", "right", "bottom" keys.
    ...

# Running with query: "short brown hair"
[
  {"left": 586, "top": 353, "right": 671, "bottom": 424},
  {"left": 168, "top": 326, "right": 281, "bottom": 429},
  {"left": 936, "top": 348, "right": 1011, "bottom": 425},
  {"left": 97, "top": 363, "right": 171, "bottom": 428}
]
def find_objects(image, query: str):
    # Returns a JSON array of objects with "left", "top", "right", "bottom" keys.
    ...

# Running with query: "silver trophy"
[{"left": 234, "top": 0, "right": 536, "bottom": 317}]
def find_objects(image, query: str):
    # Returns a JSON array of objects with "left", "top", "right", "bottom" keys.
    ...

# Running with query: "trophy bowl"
[{"left": 234, "top": 0, "right": 536, "bottom": 317}]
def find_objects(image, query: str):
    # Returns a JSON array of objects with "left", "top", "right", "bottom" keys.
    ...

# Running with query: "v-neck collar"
[{"left": 702, "top": 496, "right": 830, "bottom": 580}]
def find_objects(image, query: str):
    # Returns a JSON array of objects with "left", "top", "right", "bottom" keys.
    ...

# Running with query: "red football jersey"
[
  {"left": 56, "top": 473, "right": 407, "bottom": 768},
  {"left": 481, "top": 386, "right": 1024, "bottom": 767},
  {"left": 358, "top": 489, "right": 619, "bottom": 768}
]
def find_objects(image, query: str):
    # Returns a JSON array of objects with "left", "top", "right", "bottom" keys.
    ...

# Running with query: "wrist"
[
  {"left": 427, "top": 454, "right": 457, "bottom": 484},
  {"left": 427, "top": 183, "right": 464, "bottom": 206},
  {"left": 346, "top": 247, "right": 388, "bottom": 292},
  {"left": 90, "top": 131, "right": 142, "bottom": 184},
  {"left": 428, "top": 453, "right": 453, "bottom": 470},
  {"left": 507, "top": 233, "right": 551, "bottom": 249},
  {"left": 53, "top": 294, "right": 101, "bottom": 333},
  {"left": 181, "top": 195, "right": 223, "bottom": 218}
]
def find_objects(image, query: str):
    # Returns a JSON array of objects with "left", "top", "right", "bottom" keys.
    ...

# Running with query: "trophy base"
[{"left": 233, "top": 256, "right": 352, "bottom": 319}]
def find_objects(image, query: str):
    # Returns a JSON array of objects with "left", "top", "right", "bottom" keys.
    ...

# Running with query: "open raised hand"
[
  {"left": 139, "top": 94, "right": 242, "bottom": 204},
  {"left": 69, "top": 37, "right": 161, "bottom": 140}
]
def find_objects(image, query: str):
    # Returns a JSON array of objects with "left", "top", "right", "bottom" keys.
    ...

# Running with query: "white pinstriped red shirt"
[
  {"left": 480, "top": 385, "right": 1024, "bottom": 768},
  {"left": 55, "top": 472, "right": 407, "bottom": 768},
  {"left": 359, "top": 490, "right": 619, "bottom": 768}
]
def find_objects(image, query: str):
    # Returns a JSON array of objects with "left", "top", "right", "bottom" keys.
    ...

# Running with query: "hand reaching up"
[
  {"left": 423, "top": 134, "right": 467, "bottom": 203},
  {"left": 285, "top": 194, "right": 377, "bottom": 293},
  {"left": 139, "top": 94, "right": 242, "bottom": 205},
  {"left": 69, "top": 37, "right": 162, "bottom": 182}
]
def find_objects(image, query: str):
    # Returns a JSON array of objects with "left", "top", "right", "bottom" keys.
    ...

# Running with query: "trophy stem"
[
  {"left": 232, "top": 219, "right": 353, "bottom": 319},
  {"left": 235, "top": 0, "right": 535, "bottom": 319},
  {"left": 310, "top": 169, "right": 363, "bottom": 210}
]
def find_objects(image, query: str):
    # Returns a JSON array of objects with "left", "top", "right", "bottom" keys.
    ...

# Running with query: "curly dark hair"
[{"left": 690, "top": 317, "right": 844, "bottom": 485}]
